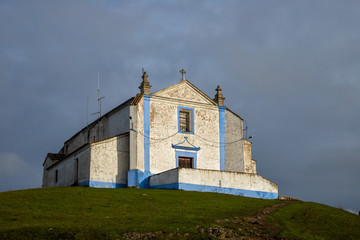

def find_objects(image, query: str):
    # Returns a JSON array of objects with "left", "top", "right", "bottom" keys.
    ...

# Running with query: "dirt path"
[
  {"left": 206, "top": 202, "right": 293, "bottom": 239},
  {"left": 122, "top": 201, "right": 294, "bottom": 239}
]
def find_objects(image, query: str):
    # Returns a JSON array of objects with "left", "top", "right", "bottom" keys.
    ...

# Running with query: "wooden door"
[{"left": 178, "top": 157, "right": 193, "bottom": 168}]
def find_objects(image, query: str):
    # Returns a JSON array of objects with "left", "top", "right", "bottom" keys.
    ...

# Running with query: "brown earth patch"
[
  {"left": 202, "top": 202, "right": 293, "bottom": 239},
  {"left": 122, "top": 202, "right": 294, "bottom": 239}
]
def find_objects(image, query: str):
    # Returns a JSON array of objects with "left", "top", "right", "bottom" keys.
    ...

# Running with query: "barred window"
[
  {"left": 179, "top": 110, "right": 191, "bottom": 132},
  {"left": 178, "top": 107, "right": 194, "bottom": 133}
]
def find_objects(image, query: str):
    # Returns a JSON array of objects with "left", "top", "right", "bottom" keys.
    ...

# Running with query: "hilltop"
[{"left": 0, "top": 187, "right": 359, "bottom": 239}]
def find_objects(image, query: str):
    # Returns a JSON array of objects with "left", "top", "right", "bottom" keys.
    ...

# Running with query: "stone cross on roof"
[{"left": 180, "top": 69, "right": 186, "bottom": 81}]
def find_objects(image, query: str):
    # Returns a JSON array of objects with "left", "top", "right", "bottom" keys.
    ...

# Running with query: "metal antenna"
[
  {"left": 86, "top": 95, "right": 89, "bottom": 142},
  {"left": 97, "top": 72, "right": 105, "bottom": 118},
  {"left": 87, "top": 95, "right": 89, "bottom": 126},
  {"left": 91, "top": 72, "right": 105, "bottom": 141},
  {"left": 92, "top": 72, "right": 105, "bottom": 118},
  {"left": 244, "top": 120, "right": 248, "bottom": 139}
]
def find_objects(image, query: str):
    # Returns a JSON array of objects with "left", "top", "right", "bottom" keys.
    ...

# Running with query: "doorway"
[{"left": 178, "top": 157, "right": 193, "bottom": 168}]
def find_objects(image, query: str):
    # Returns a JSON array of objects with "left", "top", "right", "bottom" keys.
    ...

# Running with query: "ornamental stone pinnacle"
[
  {"left": 139, "top": 71, "right": 151, "bottom": 95},
  {"left": 214, "top": 85, "right": 225, "bottom": 106}
]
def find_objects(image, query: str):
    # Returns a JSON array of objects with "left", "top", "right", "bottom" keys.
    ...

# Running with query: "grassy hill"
[{"left": 0, "top": 187, "right": 359, "bottom": 239}]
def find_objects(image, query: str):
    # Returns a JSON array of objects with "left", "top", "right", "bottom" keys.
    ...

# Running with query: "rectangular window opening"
[
  {"left": 55, "top": 170, "right": 58, "bottom": 183},
  {"left": 179, "top": 108, "right": 193, "bottom": 133},
  {"left": 74, "top": 159, "right": 79, "bottom": 185}
]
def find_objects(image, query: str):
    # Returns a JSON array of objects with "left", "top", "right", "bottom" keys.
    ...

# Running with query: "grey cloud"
[
  {"left": 0, "top": 153, "right": 41, "bottom": 191},
  {"left": 0, "top": 0, "right": 359, "bottom": 212}
]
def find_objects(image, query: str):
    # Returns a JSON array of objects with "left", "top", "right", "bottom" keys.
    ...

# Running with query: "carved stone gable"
[{"left": 153, "top": 81, "right": 215, "bottom": 105}]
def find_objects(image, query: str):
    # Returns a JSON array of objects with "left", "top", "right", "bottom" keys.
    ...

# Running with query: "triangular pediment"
[
  {"left": 171, "top": 137, "right": 201, "bottom": 151},
  {"left": 153, "top": 80, "right": 216, "bottom": 105}
]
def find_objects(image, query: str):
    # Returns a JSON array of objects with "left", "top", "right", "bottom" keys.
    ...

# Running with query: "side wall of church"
[
  {"left": 148, "top": 97, "right": 220, "bottom": 174},
  {"left": 63, "top": 104, "right": 130, "bottom": 155},
  {"left": 42, "top": 157, "right": 54, "bottom": 187},
  {"left": 43, "top": 146, "right": 91, "bottom": 187},
  {"left": 225, "top": 110, "right": 244, "bottom": 172},
  {"left": 101, "top": 105, "right": 130, "bottom": 139},
  {"left": 89, "top": 134, "right": 129, "bottom": 187},
  {"left": 129, "top": 105, "right": 138, "bottom": 170}
]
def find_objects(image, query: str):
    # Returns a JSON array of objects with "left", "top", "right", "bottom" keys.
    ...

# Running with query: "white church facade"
[{"left": 42, "top": 70, "right": 278, "bottom": 199}]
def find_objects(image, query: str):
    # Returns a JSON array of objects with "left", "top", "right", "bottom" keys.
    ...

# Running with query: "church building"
[{"left": 42, "top": 70, "right": 278, "bottom": 199}]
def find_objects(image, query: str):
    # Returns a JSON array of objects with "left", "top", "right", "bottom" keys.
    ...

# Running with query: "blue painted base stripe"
[
  {"left": 127, "top": 169, "right": 153, "bottom": 188},
  {"left": 78, "top": 181, "right": 127, "bottom": 188},
  {"left": 150, "top": 182, "right": 179, "bottom": 190},
  {"left": 150, "top": 182, "right": 278, "bottom": 199},
  {"left": 127, "top": 170, "right": 139, "bottom": 187}
]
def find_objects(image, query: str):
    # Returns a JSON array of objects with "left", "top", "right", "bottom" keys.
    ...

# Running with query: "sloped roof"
[
  {"left": 131, "top": 93, "right": 143, "bottom": 105},
  {"left": 131, "top": 80, "right": 243, "bottom": 120},
  {"left": 42, "top": 153, "right": 65, "bottom": 166},
  {"left": 226, "top": 107, "right": 244, "bottom": 120},
  {"left": 47, "top": 153, "right": 65, "bottom": 161},
  {"left": 64, "top": 97, "right": 134, "bottom": 145}
]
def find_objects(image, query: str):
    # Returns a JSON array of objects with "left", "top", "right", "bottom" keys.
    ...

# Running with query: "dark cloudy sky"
[{"left": 1, "top": 1, "right": 359, "bottom": 213}]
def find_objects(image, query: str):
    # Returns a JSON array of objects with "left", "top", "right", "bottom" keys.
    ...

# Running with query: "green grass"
[
  {"left": 267, "top": 201, "right": 360, "bottom": 240},
  {"left": 1, "top": 187, "right": 359, "bottom": 239},
  {"left": 0, "top": 187, "right": 279, "bottom": 239}
]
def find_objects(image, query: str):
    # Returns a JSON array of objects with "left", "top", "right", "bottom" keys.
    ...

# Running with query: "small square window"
[{"left": 178, "top": 107, "right": 194, "bottom": 133}]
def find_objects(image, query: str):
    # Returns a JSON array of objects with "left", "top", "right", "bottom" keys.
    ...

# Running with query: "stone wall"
[
  {"left": 89, "top": 134, "right": 129, "bottom": 187},
  {"left": 149, "top": 168, "right": 278, "bottom": 199},
  {"left": 149, "top": 168, "right": 178, "bottom": 187}
]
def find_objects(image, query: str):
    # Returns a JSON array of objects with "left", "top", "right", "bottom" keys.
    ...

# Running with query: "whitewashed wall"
[
  {"left": 89, "top": 134, "right": 129, "bottom": 185},
  {"left": 243, "top": 139, "right": 256, "bottom": 174},
  {"left": 225, "top": 110, "right": 244, "bottom": 172},
  {"left": 178, "top": 168, "right": 276, "bottom": 193},
  {"left": 43, "top": 145, "right": 90, "bottom": 187},
  {"left": 149, "top": 168, "right": 278, "bottom": 198},
  {"left": 148, "top": 96, "right": 220, "bottom": 174},
  {"left": 129, "top": 105, "right": 138, "bottom": 170},
  {"left": 149, "top": 168, "right": 178, "bottom": 186},
  {"left": 135, "top": 98, "right": 144, "bottom": 171},
  {"left": 62, "top": 102, "right": 131, "bottom": 157},
  {"left": 107, "top": 105, "right": 130, "bottom": 137}
]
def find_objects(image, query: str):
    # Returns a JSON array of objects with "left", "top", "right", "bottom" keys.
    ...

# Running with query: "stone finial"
[
  {"left": 139, "top": 71, "right": 151, "bottom": 95},
  {"left": 180, "top": 69, "right": 186, "bottom": 81},
  {"left": 214, "top": 85, "right": 225, "bottom": 106}
]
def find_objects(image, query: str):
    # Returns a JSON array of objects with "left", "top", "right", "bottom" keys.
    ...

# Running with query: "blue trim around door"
[{"left": 175, "top": 150, "right": 197, "bottom": 168}]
